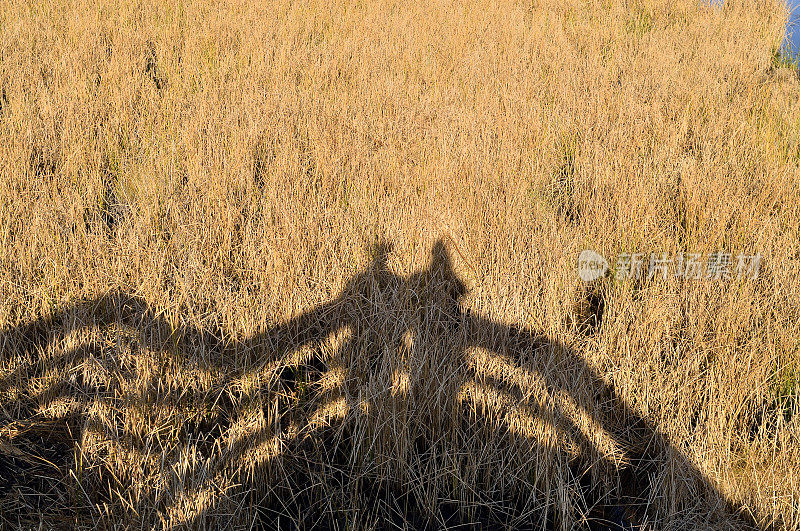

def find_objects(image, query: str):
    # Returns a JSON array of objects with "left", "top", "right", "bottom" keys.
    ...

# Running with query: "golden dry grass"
[{"left": 1, "top": 0, "right": 800, "bottom": 528}]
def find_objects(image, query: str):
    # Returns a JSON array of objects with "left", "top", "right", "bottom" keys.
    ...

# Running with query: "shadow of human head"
[
  {"left": 428, "top": 238, "right": 467, "bottom": 302},
  {"left": 402, "top": 238, "right": 468, "bottom": 317},
  {"left": 368, "top": 239, "right": 393, "bottom": 273}
]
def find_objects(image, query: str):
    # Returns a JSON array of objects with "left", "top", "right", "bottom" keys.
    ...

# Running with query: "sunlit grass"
[{"left": 0, "top": 0, "right": 799, "bottom": 528}]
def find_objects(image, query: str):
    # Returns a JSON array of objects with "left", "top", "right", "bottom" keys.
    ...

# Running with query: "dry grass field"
[{"left": 1, "top": 0, "right": 800, "bottom": 528}]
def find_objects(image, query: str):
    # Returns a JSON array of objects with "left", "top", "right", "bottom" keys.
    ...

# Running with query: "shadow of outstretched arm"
[
  {"left": 462, "top": 309, "right": 757, "bottom": 528},
  {"left": 0, "top": 289, "right": 353, "bottom": 526},
  {"left": 0, "top": 289, "right": 349, "bottom": 395}
]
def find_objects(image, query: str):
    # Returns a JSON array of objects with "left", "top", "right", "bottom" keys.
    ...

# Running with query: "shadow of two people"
[{"left": 0, "top": 239, "right": 757, "bottom": 529}]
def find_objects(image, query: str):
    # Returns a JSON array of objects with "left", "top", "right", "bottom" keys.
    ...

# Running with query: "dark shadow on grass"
[{"left": 0, "top": 239, "right": 763, "bottom": 529}]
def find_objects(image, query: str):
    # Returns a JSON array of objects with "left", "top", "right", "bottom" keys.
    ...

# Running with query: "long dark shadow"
[{"left": 0, "top": 239, "right": 762, "bottom": 529}]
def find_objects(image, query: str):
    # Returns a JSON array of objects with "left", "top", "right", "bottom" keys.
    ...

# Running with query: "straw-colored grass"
[{"left": 1, "top": 0, "right": 799, "bottom": 528}]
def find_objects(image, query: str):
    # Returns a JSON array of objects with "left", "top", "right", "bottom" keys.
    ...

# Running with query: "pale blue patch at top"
[
  {"left": 701, "top": 0, "right": 800, "bottom": 62},
  {"left": 783, "top": 0, "right": 800, "bottom": 60}
]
